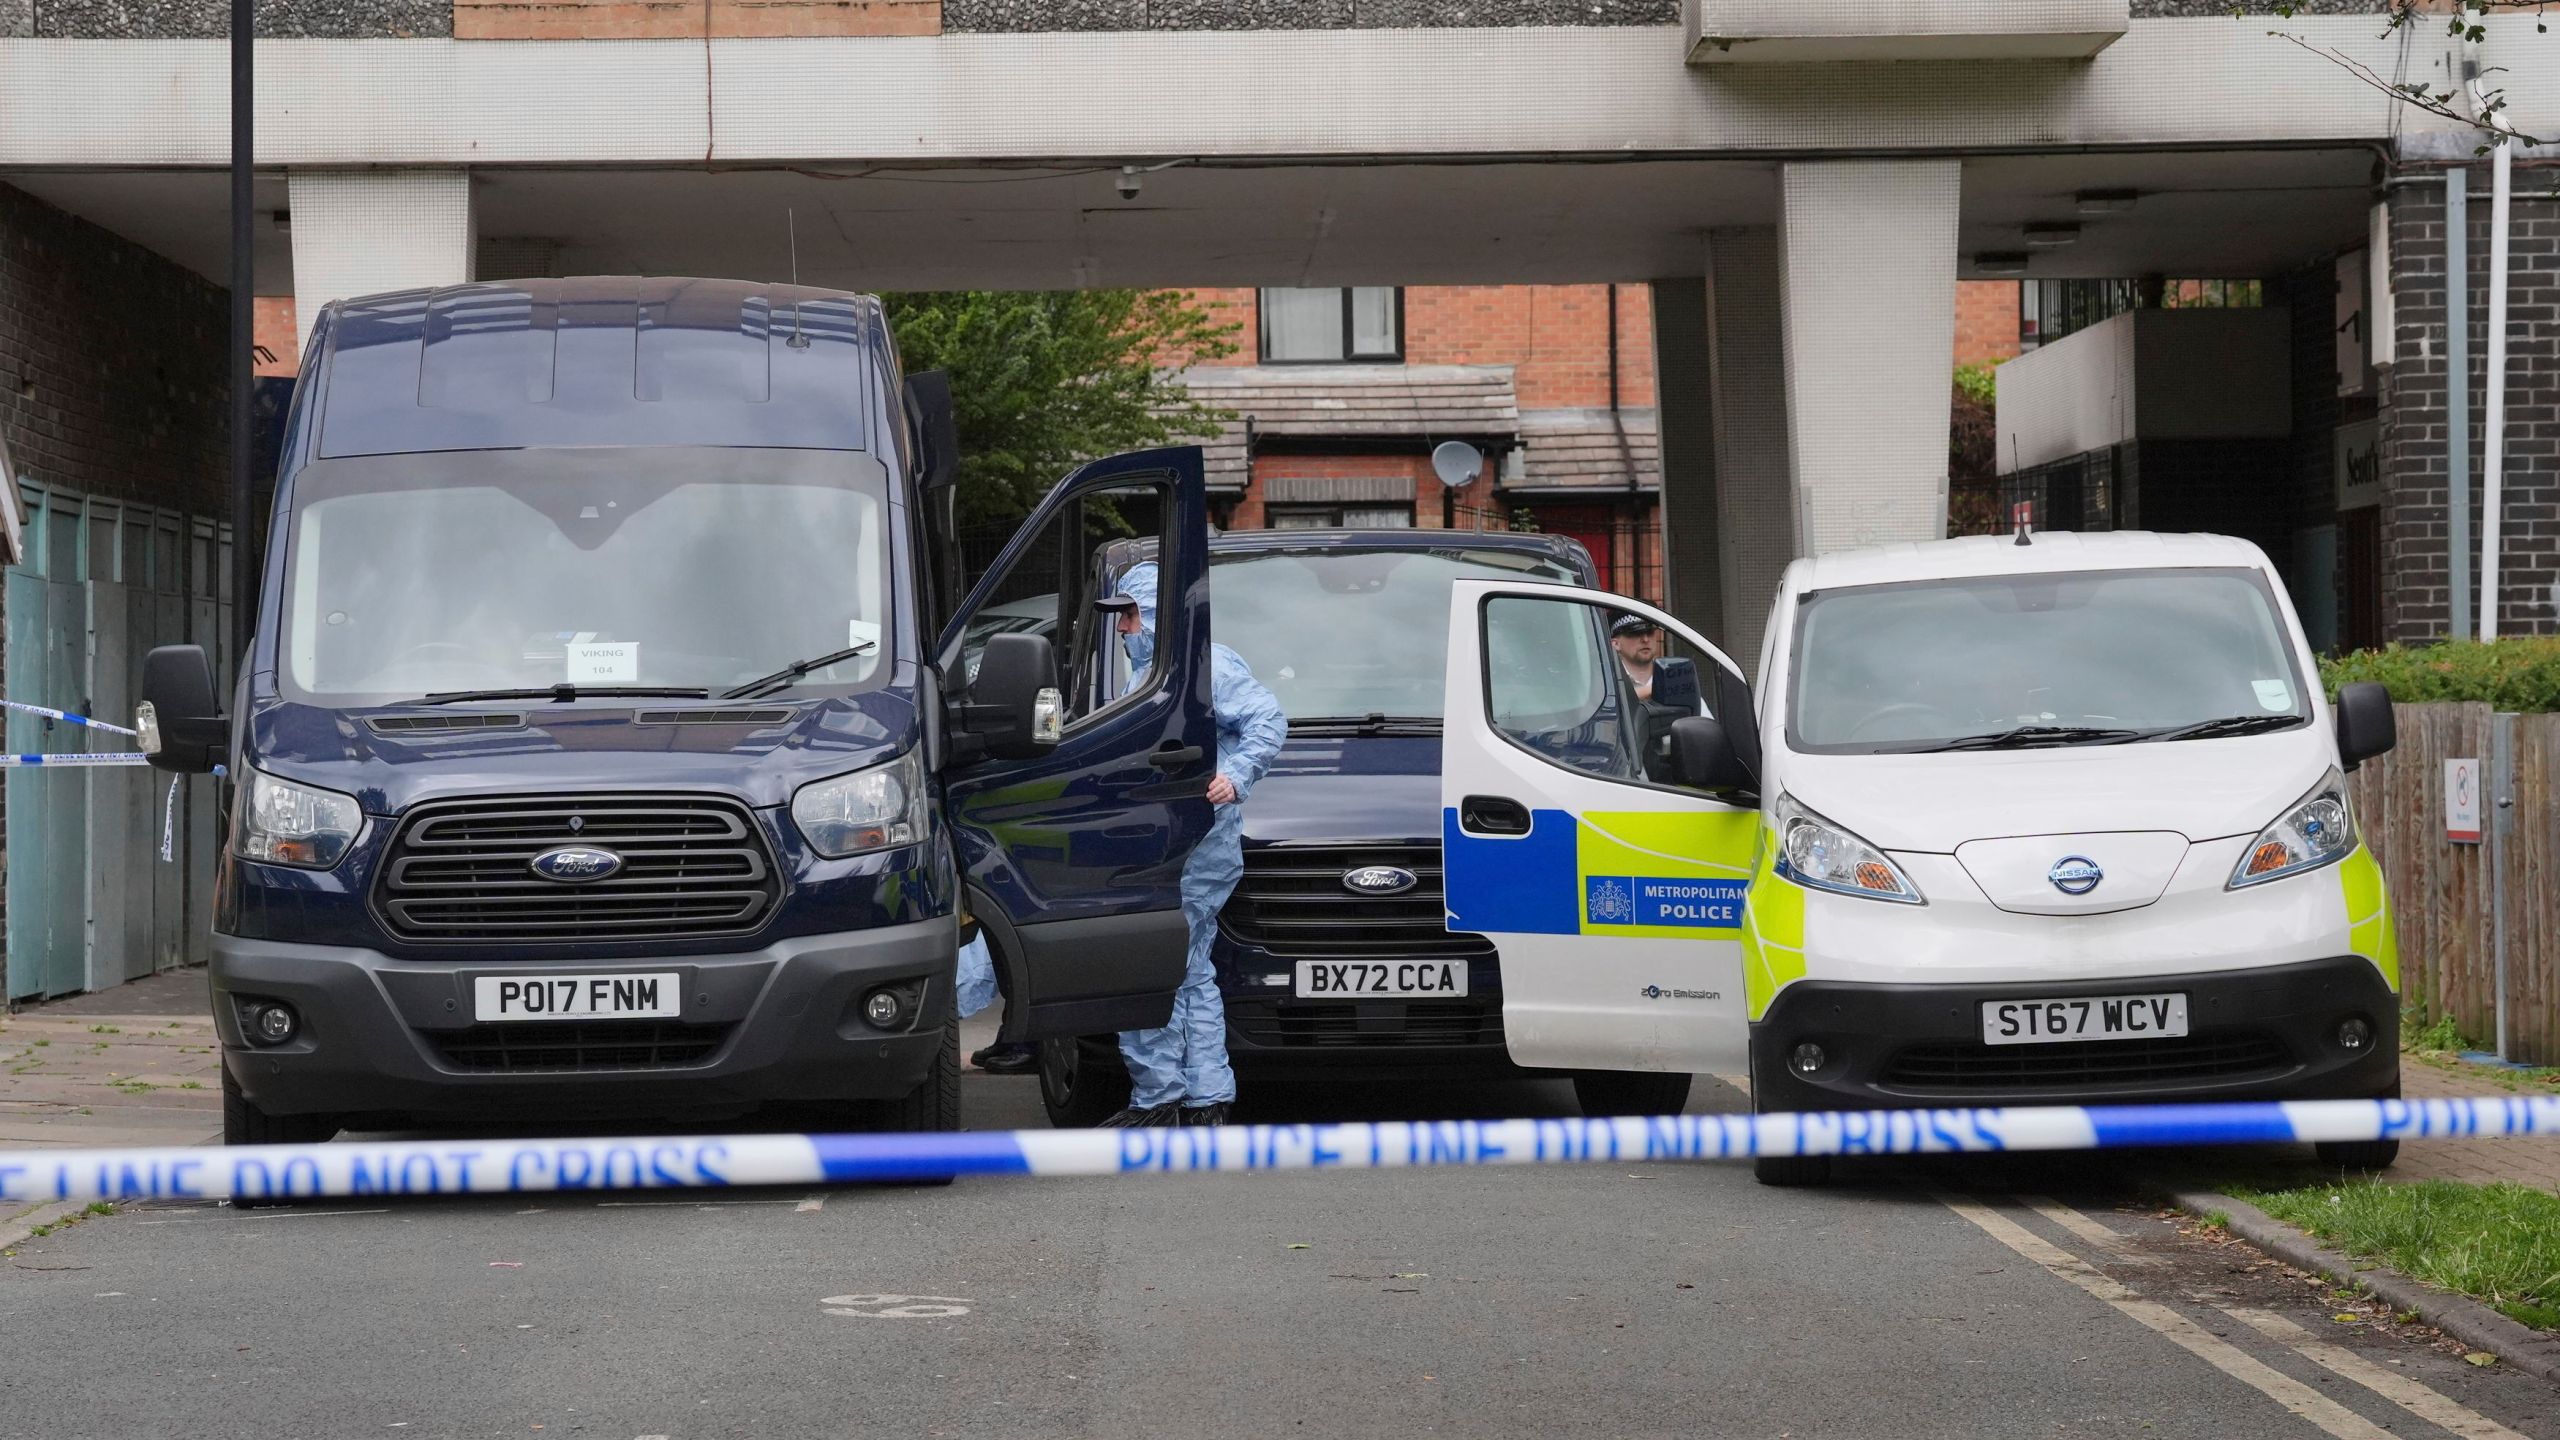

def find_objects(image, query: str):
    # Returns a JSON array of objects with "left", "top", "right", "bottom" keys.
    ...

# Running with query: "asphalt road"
[{"left": 2, "top": 1036, "right": 2555, "bottom": 1439}]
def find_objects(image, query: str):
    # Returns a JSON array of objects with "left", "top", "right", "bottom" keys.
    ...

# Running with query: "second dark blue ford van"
[{"left": 137, "top": 278, "right": 1222, "bottom": 1147}]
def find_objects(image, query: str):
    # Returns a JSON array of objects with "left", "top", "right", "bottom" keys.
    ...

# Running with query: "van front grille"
[
  {"left": 428, "top": 1021, "right": 732, "bottom": 1072},
  {"left": 1222, "top": 844, "right": 1493, "bottom": 959},
  {"left": 375, "top": 794, "right": 779, "bottom": 944},
  {"left": 1879, "top": 1032, "right": 2293, "bottom": 1094},
  {"left": 1227, "top": 997, "right": 1505, "bottom": 1050}
]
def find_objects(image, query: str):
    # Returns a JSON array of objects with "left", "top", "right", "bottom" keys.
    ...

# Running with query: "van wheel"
[
  {"left": 2315, "top": 1077, "right": 2400, "bottom": 1171},
  {"left": 1753, "top": 1154, "right": 1833, "bottom": 1187},
  {"left": 1572, "top": 1071, "right": 1693, "bottom": 1118},
  {"left": 869, "top": 1019, "right": 961, "bottom": 1187},
  {"left": 1039, "top": 1036, "right": 1129, "bottom": 1129},
  {"left": 2314, "top": 1139, "right": 2400, "bottom": 1171},
  {"left": 222, "top": 1072, "right": 339, "bottom": 1210}
]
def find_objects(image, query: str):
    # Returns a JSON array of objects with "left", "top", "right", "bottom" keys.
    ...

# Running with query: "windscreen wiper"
[
  {"left": 2140, "top": 714, "right": 2307, "bottom": 743},
  {"left": 1287, "top": 713, "right": 1439, "bottom": 735},
  {"left": 1915, "top": 724, "right": 2143, "bottom": 753},
  {"left": 417, "top": 684, "right": 712, "bottom": 706},
  {"left": 722, "top": 643, "right": 876, "bottom": 701}
]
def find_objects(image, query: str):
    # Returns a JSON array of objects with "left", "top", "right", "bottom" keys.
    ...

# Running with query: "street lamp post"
[{"left": 230, "top": 0, "right": 254, "bottom": 665}]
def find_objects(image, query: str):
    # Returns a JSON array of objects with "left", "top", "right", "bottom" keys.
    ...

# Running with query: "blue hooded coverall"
[{"left": 1113, "top": 561, "right": 1288, "bottom": 1110}]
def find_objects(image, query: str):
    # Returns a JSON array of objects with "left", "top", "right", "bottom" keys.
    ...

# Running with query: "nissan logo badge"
[
  {"left": 1342, "top": 865, "right": 1418, "bottom": 896},
  {"left": 530, "top": 845, "right": 625, "bottom": 883},
  {"left": 2047, "top": 856, "right": 2103, "bottom": 896}
]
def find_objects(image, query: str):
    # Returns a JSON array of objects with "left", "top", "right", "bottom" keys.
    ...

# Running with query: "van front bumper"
[
  {"left": 1748, "top": 955, "right": 2398, "bottom": 1112},
  {"left": 211, "top": 917, "right": 955, "bottom": 1124}
]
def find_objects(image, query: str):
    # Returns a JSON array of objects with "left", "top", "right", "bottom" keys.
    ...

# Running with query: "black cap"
[{"left": 1610, "top": 614, "right": 1659, "bottom": 638}]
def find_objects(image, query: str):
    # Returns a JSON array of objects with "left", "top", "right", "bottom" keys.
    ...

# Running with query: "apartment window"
[
  {"left": 1267, "top": 504, "right": 1414, "bottom": 530},
  {"left": 1259, "top": 288, "right": 1403, "bottom": 363}
]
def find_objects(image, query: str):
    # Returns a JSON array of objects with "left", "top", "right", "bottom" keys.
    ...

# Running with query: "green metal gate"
[{"left": 5, "top": 484, "right": 232, "bottom": 1002}]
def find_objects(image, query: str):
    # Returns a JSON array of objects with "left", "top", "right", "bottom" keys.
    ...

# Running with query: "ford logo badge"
[
  {"left": 2048, "top": 856, "right": 2104, "bottom": 896},
  {"left": 1342, "top": 865, "right": 1418, "bottom": 896},
  {"left": 530, "top": 845, "right": 624, "bottom": 883}
]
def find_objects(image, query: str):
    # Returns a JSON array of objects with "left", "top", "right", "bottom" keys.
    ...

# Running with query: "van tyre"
[
  {"left": 222, "top": 1071, "right": 340, "bottom": 1209},
  {"left": 2314, "top": 1077, "right": 2401, "bottom": 1171},
  {"left": 1039, "top": 1035, "right": 1131, "bottom": 1129},
  {"left": 1572, "top": 1071, "right": 1693, "bottom": 1118},
  {"left": 1753, "top": 1154, "right": 1833, "bottom": 1187},
  {"left": 872, "top": 1019, "right": 962, "bottom": 1186}
]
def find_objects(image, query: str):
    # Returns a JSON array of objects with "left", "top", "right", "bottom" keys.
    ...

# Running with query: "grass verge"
[
  {"left": 2236, "top": 1179, "right": 2560, "bottom": 1332},
  {"left": 2402, "top": 1011, "right": 2560, "bottom": 1094}
]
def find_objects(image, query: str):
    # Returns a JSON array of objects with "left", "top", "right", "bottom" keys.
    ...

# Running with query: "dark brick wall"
[
  {"left": 2381, "top": 159, "right": 2560, "bottom": 642},
  {"left": 0, "top": 183, "right": 229, "bottom": 519},
  {"left": 25, "top": 0, "right": 450, "bottom": 37}
]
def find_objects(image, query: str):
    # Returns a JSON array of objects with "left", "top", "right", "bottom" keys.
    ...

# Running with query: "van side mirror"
[
  {"left": 905, "top": 370, "right": 959, "bottom": 493},
  {"left": 1707, "top": 662, "right": 1761, "bottom": 790},
  {"left": 1667, "top": 715, "right": 1755, "bottom": 796},
  {"left": 2334, "top": 681, "right": 2396, "bottom": 771},
  {"left": 137, "top": 644, "right": 225, "bottom": 775},
  {"left": 958, "top": 633, "right": 1063, "bottom": 761}
]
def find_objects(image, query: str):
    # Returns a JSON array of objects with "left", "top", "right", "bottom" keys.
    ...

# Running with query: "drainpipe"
[
  {"left": 2478, "top": 81, "right": 2514, "bottom": 642},
  {"left": 2447, "top": 165, "right": 2471, "bottom": 642}
]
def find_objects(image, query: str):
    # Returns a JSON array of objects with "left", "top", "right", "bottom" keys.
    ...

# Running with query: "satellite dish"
[{"left": 1431, "top": 440, "right": 1484, "bottom": 490}]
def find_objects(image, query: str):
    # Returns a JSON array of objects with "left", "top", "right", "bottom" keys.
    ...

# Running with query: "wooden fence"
[{"left": 2347, "top": 703, "right": 2558, "bottom": 1065}]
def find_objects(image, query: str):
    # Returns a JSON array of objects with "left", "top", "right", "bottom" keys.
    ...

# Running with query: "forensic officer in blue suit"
[{"left": 1101, "top": 560, "right": 1288, "bottom": 1128}]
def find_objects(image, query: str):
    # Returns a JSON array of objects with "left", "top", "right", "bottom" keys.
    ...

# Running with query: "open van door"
[
  {"left": 938, "top": 446, "right": 1216, "bottom": 1041},
  {"left": 1439, "top": 580, "right": 1759, "bottom": 1077}
]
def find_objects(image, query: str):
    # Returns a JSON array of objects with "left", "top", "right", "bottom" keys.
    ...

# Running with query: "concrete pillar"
[
  {"left": 1649, "top": 276, "right": 1724, "bottom": 647},
  {"left": 1705, "top": 226, "right": 1796, "bottom": 678},
  {"left": 289, "top": 170, "right": 475, "bottom": 354},
  {"left": 1778, "top": 160, "right": 1961, "bottom": 553}
]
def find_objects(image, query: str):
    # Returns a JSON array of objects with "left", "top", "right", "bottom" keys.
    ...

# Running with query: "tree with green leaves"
[{"left": 883, "top": 290, "right": 1238, "bottom": 527}]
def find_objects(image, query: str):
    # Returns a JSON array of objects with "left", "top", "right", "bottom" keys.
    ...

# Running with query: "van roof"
[
  {"left": 309, "top": 277, "right": 889, "bottom": 461},
  {"left": 1787, "top": 530, "right": 2274, "bottom": 593}
]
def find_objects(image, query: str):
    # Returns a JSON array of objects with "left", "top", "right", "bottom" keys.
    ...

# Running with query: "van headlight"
[
  {"left": 232, "top": 768, "right": 363, "bottom": 869},
  {"left": 2229, "top": 768, "right": 2357, "bottom": 889},
  {"left": 1773, "top": 793, "right": 1924, "bottom": 905},
  {"left": 792, "top": 749, "right": 927, "bottom": 859}
]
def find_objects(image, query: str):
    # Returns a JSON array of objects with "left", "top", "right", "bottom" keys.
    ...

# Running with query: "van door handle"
[
  {"left": 1149, "top": 742, "right": 1205, "bottom": 769},
  {"left": 1460, "top": 795, "right": 1531, "bottom": 836}
]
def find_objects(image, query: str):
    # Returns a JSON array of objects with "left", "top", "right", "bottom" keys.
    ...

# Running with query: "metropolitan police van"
[{"left": 1438, "top": 531, "right": 2402, "bottom": 1185}]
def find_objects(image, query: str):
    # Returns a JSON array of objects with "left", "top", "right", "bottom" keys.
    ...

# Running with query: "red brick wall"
[
  {"left": 1404, "top": 284, "right": 1658, "bottom": 409},
  {"left": 255, "top": 297, "right": 300, "bottom": 378},
  {"left": 454, "top": 0, "right": 938, "bottom": 39},
  {"left": 1955, "top": 280, "right": 2021, "bottom": 365},
  {"left": 1179, "top": 284, "right": 1657, "bottom": 407}
]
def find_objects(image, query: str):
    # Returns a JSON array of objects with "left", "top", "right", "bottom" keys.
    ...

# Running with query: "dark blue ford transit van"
[{"left": 137, "top": 278, "right": 1219, "bottom": 1146}]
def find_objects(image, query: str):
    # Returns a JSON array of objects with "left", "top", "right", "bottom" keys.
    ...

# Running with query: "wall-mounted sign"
[
  {"left": 0, "top": 431, "right": 23, "bottom": 568},
  {"left": 2447, "top": 757, "right": 2481, "bottom": 844},
  {"left": 2335, "top": 418, "right": 2381, "bottom": 513},
  {"left": 2337, "top": 246, "right": 2372, "bottom": 397}
]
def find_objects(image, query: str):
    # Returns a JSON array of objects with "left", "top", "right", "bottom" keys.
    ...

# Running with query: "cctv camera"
[{"left": 1117, "top": 168, "right": 1143, "bottom": 201}]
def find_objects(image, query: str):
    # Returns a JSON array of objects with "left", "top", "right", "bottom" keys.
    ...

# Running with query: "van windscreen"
[
  {"left": 1206, "top": 546, "right": 1579, "bottom": 725},
  {"left": 1787, "top": 566, "right": 2309, "bottom": 754},
  {"left": 279, "top": 447, "right": 890, "bottom": 704}
]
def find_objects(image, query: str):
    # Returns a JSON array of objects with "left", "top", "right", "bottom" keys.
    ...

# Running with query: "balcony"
[{"left": 1686, "top": 0, "right": 2129, "bottom": 63}]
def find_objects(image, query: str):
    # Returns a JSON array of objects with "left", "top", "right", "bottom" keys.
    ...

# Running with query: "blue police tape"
[
  {"left": 2, "top": 1095, "right": 2553, "bottom": 1206},
  {"left": 0, "top": 752, "right": 150, "bottom": 768},
  {"left": 0, "top": 697, "right": 138, "bottom": 737}
]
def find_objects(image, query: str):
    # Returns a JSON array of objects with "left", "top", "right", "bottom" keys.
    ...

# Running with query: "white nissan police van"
[{"left": 1437, "top": 531, "right": 2401, "bottom": 1185}]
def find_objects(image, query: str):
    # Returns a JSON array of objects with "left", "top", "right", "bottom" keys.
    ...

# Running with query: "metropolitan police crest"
[{"left": 1586, "top": 877, "right": 1636, "bottom": 925}]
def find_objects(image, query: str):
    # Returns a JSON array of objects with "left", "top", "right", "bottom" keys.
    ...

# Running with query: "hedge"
[{"left": 2319, "top": 638, "right": 2560, "bottom": 713}]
